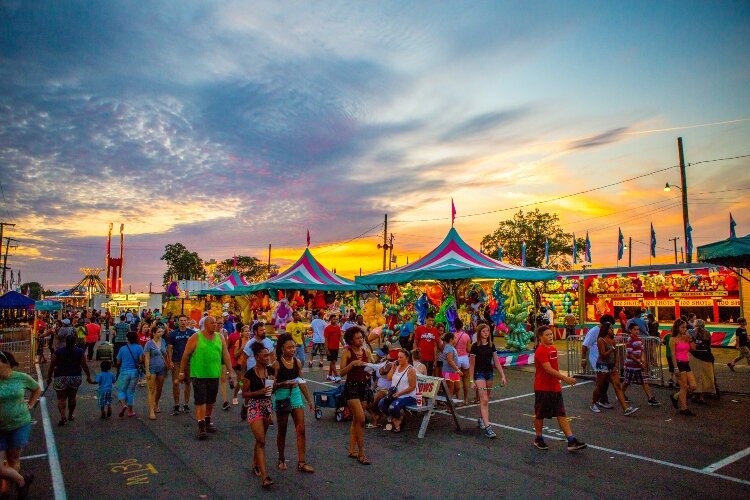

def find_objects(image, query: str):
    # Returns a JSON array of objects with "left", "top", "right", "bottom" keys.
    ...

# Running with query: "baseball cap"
[
  {"left": 222, "top": 311, "right": 229, "bottom": 317},
  {"left": 62, "top": 319, "right": 71, "bottom": 325}
]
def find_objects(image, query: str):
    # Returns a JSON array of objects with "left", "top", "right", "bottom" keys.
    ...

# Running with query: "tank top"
[
  {"left": 245, "top": 366, "right": 276, "bottom": 400},
  {"left": 191, "top": 331, "right": 222, "bottom": 378},
  {"left": 346, "top": 347, "right": 369, "bottom": 382},
  {"left": 392, "top": 365, "right": 416, "bottom": 398},
  {"left": 276, "top": 357, "right": 300, "bottom": 383},
  {"left": 674, "top": 338, "right": 690, "bottom": 362},
  {"left": 455, "top": 330, "right": 470, "bottom": 357}
]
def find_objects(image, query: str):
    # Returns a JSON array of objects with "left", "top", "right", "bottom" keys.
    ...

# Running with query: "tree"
[
  {"left": 160, "top": 243, "right": 205, "bottom": 284},
  {"left": 20, "top": 282, "right": 43, "bottom": 300},
  {"left": 480, "top": 209, "right": 586, "bottom": 271},
  {"left": 215, "top": 256, "right": 278, "bottom": 283}
]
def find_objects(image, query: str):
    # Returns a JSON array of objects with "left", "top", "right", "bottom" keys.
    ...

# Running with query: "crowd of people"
[{"left": 2, "top": 301, "right": 748, "bottom": 496}]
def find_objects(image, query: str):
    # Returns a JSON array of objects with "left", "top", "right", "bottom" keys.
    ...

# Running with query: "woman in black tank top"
[
  {"left": 242, "top": 342, "right": 275, "bottom": 488},
  {"left": 271, "top": 334, "right": 314, "bottom": 474},
  {"left": 339, "top": 327, "right": 373, "bottom": 465}
]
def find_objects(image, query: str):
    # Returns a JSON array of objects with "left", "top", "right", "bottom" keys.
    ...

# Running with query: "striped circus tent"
[
  {"left": 243, "top": 249, "right": 372, "bottom": 292},
  {"left": 356, "top": 228, "right": 556, "bottom": 285},
  {"left": 193, "top": 270, "right": 250, "bottom": 296}
]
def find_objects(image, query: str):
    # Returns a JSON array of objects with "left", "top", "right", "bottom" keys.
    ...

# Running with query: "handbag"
[
  {"left": 382, "top": 368, "right": 409, "bottom": 407},
  {"left": 126, "top": 344, "right": 146, "bottom": 377},
  {"left": 276, "top": 395, "right": 292, "bottom": 413}
]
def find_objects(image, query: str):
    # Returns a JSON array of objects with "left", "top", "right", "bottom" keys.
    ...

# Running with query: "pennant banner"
[{"left": 617, "top": 228, "right": 624, "bottom": 261}]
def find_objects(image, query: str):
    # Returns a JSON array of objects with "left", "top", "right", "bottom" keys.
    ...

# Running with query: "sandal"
[
  {"left": 297, "top": 462, "right": 315, "bottom": 473},
  {"left": 392, "top": 426, "right": 402, "bottom": 433},
  {"left": 365, "top": 423, "right": 378, "bottom": 429},
  {"left": 277, "top": 459, "right": 287, "bottom": 471},
  {"left": 262, "top": 476, "right": 274, "bottom": 488},
  {"left": 347, "top": 452, "right": 358, "bottom": 459},
  {"left": 58, "top": 418, "right": 66, "bottom": 426},
  {"left": 357, "top": 455, "right": 371, "bottom": 465},
  {"left": 155, "top": 407, "right": 161, "bottom": 414},
  {"left": 252, "top": 465, "right": 261, "bottom": 477}
]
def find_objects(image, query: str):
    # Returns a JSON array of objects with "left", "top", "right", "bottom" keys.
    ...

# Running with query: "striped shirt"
[{"left": 625, "top": 337, "right": 643, "bottom": 370}]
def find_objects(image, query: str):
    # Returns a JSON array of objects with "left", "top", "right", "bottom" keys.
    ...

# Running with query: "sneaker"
[
  {"left": 624, "top": 396, "right": 632, "bottom": 404},
  {"left": 477, "top": 418, "right": 486, "bottom": 429},
  {"left": 727, "top": 363, "right": 735, "bottom": 372},
  {"left": 623, "top": 406, "right": 639, "bottom": 416},
  {"left": 484, "top": 427, "right": 497, "bottom": 439},
  {"left": 334, "top": 376, "right": 342, "bottom": 382},
  {"left": 197, "top": 420, "right": 207, "bottom": 440},
  {"left": 222, "top": 401, "right": 231, "bottom": 411},
  {"left": 533, "top": 437, "right": 549, "bottom": 450},
  {"left": 206, "top": 417, "right": 217, "bottom": 433},
  {"left": 648, "top": 398, "right": 661, "bottom": 407},
  {"left": 308, "top": 361, "right": 313, "bottom": 368},
  {"left": 326, "top": 375, "right": 333, "bottom": 381},
  {"left": 670, "top": 394, "right": 679, "bottom": 409},
  {"left": 590, "top": 404, "right": 601, "bottom": 413},
  {"left": 183, "top": 404, "right": 191, "bottom": 413},
  {"left": 596, "top": 401, "right": 613, "bottom": 409},
  {"left": 232, "top": 398, "right": 239, "bottom": 405},
  {"left": 567, "top": 438, "right": 587, "bottom": 451},
  {"left": 680, "top": 408, "right": 697, "bottom": 416},
  {"left": 172, "top": 405, "right": 181, "bottom": 416},
  {"left": 17, "top": 473, "right": 34, "bottom": 499}
]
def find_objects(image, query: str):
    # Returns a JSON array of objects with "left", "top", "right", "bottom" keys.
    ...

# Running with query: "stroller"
[{"left": 313, "top": 384, "right": 351, "bottom": 421}]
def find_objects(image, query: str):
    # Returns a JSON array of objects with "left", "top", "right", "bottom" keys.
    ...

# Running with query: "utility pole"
[
  {"left": 387, "top": 233, "right": 395, "bottom": 270},
  {"left": 668, "top": 237, "right": 680, "bottom": 264},
  {"left": 680, "top": 247, "right": 684, "bottom": 264},
  {"left": 268, "top": 244, "right": 272, "bottom": 273},
  {"left": 677, "top": 137, "right": 691, "bottom": 263},
  {"left": 0, "top": 222, "right": 15, "bottom": 290},
  {"left": 2, "top": 237, "right": 19, "bottom": 290},
  {"left": 628, "top": 237, "right": 632, "bottom": 268},
  {"left": 377, "top": 214, "right": 389, "bottom": 271}
]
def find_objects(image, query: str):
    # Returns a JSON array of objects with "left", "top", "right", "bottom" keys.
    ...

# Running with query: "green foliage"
[
  {"left": 481, "top": 209, "right": 586, "bottom": 270},
  {"left": 160, "top": 243, "right": 204, "bottom": 284},
  {"left": 20, "top": 281, "right": 43, "bottom": 300},
  {"left": 215, "top": 256, "right": 278, "bottom": 283}
]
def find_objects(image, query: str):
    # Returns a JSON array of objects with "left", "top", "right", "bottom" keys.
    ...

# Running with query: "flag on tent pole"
[
  {"left": 451, "top": 198, "right": 456, "bottom": 227},
  {"left": 585, "top": 232, "right": 592, "bottom": 263},
  {"left": 730, "top": 213, "right": 737, "bottom": 239},
  {"left": 686, "top": 223, "right": 693, "bottom": 259},
  {"left": 233, "top": 255, "right": 237, "bottom": 268},
  {"left": 521, "top": 241, "right": 527, "bottom": 266},
  {"left": 306, "top": 229, "right": 310, "bottom": 247},
  {"left": 544, "top": 238, "right": 550, "bottom": 266},
  {"left": 650, "top": 223, "right": 656, "bottom": 258},
  {"left": 497, "top": 247, "right": 503, "bottom": 262},
  {"left": 617, "top": 228, "right": 624, "bottom": 260},
  {"left": 572, "top": 233, "right": 578, "bottom": 264}
]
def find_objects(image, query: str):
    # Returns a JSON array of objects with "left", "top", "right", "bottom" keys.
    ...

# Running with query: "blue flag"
[
  {"left": 730, "top": 213, "right": 737, "bottom": 239},
  {"left": 617, "top": 228, "right": 624, "bottom": 260},
  {"left": 497, "top": 247, "right": 503, "bottom": 262},
  {"left": 650, "top": 223, "right": 656, "bottom": 258},
  {"left": 521, "top": 241, "right": 527, "bottom": 266},
  {"left": 544, "top": 238, "right": 550, "bottom": 266},
  {"left": 585, "top": 232, "right": 592, "bottom": 263},
  {"left": 572, "top": 233, "right": 578, "bottom": 264},
  {"left": 686, "top": 224, "right": 693, "bottom": 259}
]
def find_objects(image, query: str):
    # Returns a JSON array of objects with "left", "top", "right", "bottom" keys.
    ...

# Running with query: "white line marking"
[
  {"left": 702, "top": 446, "right": 750, "bottom": 473},
  {"left": 456, "top": 381, "right": 593, "bottom": 410},
  {"left": 20, "top": 453, "right": 48, "bottom": 461},
  {"left": 305, "top": 379, "right": 338, "bottom": 388},
  {"left": 35, "top": 363, "right": 68, "bottom": 500},
  {"left": 437, "top": 410, "right": 750, "bottom": 486}
]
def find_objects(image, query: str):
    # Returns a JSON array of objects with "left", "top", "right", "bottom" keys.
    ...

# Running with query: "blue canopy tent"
[{"left": 0, "top": 291, "right": 35, "bottom": 309}]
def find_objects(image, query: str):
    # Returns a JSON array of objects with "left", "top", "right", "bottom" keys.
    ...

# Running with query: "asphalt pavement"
[{"left": 16, "top": 341, "right": 750, "bottom": 500}]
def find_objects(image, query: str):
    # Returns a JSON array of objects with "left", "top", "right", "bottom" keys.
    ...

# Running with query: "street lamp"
[{"left": 664, "top": 182, "right": 682, "bottom": 192}]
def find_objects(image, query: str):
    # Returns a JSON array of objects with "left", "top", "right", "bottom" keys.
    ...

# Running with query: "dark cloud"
[
  {"left": 567, "top": 127, "right": 630, "bottom": 150},
  {"left": 440, "top": 107, "right": 532, "bottom": 142}
]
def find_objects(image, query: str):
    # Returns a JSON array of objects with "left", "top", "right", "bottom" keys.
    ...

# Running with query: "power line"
[
  {"left": 316, "top": 223, "right": 384, "bottom": 255},
  {"left": 391, "top": 153, "right": 750, "bottom": 223}
]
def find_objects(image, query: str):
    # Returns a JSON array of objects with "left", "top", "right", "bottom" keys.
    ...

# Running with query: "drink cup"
[{"left": 265, "top": 379, "right": 274, "bottom": 396}]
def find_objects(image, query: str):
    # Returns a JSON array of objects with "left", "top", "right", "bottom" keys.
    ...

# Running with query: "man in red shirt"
[
  {"left": 413, "top": 313, "right": 438, "bottom": 374},
  {"left": 533, "top": 326, "right": 586, "bottom": 452},
  {"left": 84, "top": 319, "right": 102, "bottom": 361},
  {"left": 324, "top": 314, "right": 343, "bottom": 382}
]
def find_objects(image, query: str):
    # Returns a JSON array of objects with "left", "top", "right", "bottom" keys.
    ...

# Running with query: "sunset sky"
[{"left": 1, "top": 1, "right": 749, "bottom": 291}]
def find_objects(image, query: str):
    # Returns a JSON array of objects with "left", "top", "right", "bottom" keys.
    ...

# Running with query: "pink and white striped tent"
[{"left": 193, "top": 270, "right": 250, "bottom": 296}]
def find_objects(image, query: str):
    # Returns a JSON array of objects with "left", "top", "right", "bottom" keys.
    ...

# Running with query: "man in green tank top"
[{"left": 179, "top": 316, "right": 236, "bottom": 439}]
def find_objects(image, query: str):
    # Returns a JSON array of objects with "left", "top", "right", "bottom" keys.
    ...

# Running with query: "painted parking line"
[
  {"left": 456, "top": 380, "right": 593, "bottom": 410},
  {"left": 437, "top": 409, "right": 750, "bottom": 486},
  {"left": 35, "top": 363, "right": 68, "bottom": 500},
  {"left": 20, "top": 453, "right": 48, "bottom": 461},
  {"left": 702, "top": 446, "right": 750, "bottom": 473}
]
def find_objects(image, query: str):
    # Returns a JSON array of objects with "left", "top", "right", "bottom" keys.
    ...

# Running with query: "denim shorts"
[
  {"left": 474, "top": 370, "right": 494, "bottom": 382},
  {"left": 149, "top": 366, "right": 166, "bottom": 376},
  {"left": 0, "top": 423, "right": 32, "bottom": 451}
]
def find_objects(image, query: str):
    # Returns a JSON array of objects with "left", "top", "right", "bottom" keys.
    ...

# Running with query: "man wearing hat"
[{"left": 57, "top": 319, "right": 75, "bottom": 350}]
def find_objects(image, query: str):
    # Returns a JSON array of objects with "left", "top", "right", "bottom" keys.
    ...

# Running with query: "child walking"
[
  {"left": 622, "top": 323, "right": 660, "bottom": 406},
  {"left": 94, "top": 360, "right": 117, "bottom": 418},
  {"left": 533, "top": 326, "right": 587, "bottom": 451}
]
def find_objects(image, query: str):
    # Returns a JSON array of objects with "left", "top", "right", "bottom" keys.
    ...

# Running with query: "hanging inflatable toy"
[
  {"left": 272, "top": 298, "right": 293, "bottom": 332},
  {"left": 415, "top": 293, "right": 429, "bottom": 325}
]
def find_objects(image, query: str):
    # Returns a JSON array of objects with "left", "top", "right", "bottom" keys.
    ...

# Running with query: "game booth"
[
  {"left": 555, "top": 263, "right": 745, "bottom": 346},
  {"left": 356, "top": 227, "right": 557, "bottom": 367}
]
